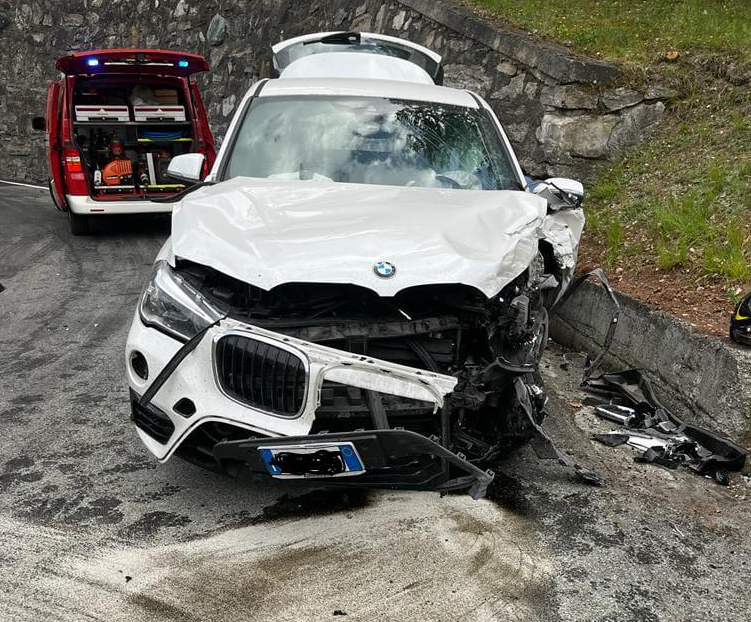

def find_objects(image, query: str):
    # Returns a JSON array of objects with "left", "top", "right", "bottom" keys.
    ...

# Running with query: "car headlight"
[{"left": 139, "top": 261, "right": 226, "bottom": 341}]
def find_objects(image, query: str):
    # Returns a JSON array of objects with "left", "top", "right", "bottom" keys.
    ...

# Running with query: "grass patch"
[
  {"left": 585, "top": 102, "right": 751, "bottom": 282},
  {"left": 469, "top": 0, "right": 751, "bottom": 66},
  {"left": 704, "top": 225, "right": 750, "bottom": 282}
]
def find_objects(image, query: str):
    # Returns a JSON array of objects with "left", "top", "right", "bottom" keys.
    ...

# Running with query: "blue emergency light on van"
[
  {"left": 87, "top": 58, "right": 99, "bottom": 67},
  {"left": 178, "top": 60, "right": 189, "bottom": 68}
]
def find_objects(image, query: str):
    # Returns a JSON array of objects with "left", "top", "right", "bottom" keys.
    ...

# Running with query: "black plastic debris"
[
  {"left": 715, "top": 469, "right": 731, "bottom": 486},
  {"left": 515, "top": 378, "right": 604, "bottom": 486},
  {"left": 592, "top": 433, "right": 629, "bottom": 447},
  {"left": 584, "top": 369, "right": 748, "bottom": 482},
  {"left": 552, "top": 268, "right": 620, "bottom": 383}
]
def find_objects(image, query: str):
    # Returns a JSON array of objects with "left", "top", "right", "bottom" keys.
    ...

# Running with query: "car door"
[
  {"left": 271, "top": 32, "right": 444, "bottom": 84},
  {"left": 45, "top": 80, "right": 67, "bottom": 210}
]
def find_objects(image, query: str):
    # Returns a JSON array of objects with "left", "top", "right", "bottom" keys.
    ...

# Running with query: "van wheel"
[{"left": 69, "top": 211, "right": 90, "bottom": 235}]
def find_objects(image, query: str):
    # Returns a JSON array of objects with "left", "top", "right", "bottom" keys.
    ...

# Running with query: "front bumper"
[
  {"left": 214, "top": 430, "right": 495, "bottom": 499},
  {"left": 126, "top": 315, "right": 493, "bottom": 496}
]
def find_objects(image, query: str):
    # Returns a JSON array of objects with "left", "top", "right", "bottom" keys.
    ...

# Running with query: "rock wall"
[{"left": 0, "top": 0, "right": 671, "bottom": 184}]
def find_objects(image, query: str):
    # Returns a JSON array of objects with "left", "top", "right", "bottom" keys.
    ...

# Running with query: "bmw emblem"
[{"left": 373, "top": 261, "right": 396, "bottom": 279}]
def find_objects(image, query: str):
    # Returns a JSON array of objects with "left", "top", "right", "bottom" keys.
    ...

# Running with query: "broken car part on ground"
[
  {"left": 125, "top": 32, "right": 737, "bottom": 499},
  {"left": 588, "top": 370, "right": 748, "bottom": 484}
]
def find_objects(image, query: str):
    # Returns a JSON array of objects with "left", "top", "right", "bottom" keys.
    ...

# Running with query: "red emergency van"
[{"left": 32, "top": 49, "right": 216, "bottom": 234}]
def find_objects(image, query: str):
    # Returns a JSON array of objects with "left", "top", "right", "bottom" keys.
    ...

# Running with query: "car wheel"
[{"left": 68, "top": 211, "right": 90, "bottom": 236}]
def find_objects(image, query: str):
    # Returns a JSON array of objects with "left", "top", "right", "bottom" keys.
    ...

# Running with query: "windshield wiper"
[{"left": 304, "top": 31, "right": 361, "bottom": 46}]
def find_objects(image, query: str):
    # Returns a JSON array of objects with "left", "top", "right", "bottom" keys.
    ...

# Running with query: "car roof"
[{"left": 259, "top": 77, "right": 479, "bottom": 108}]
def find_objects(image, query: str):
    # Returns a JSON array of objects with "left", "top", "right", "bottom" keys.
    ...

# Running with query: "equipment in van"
[
  {"left": 75, "top": 105, "right": 130, "bottom": 122},
  {"left": 100, "top": 138, "right": 133, "bottom": 186},
  {"left": 130, "top": 84, "right": 159, "bottom": 106},
  {"left": 133, "top": 105, "right": 186, "bottom": 122},
  {"left": 138, "top": 129, "right": 187, "bottom": 141},
  {"left": 145, "top": 150, "right": 173, "bottom": 185},
  {"left": 108, "top": 138, "right": 125, "bottom": 158},
  {"left": 155, "top": 88, "right": 179, "bottom": 105},
  {"left": 102, "top": 159, "right": 133, "bottom": 186}
]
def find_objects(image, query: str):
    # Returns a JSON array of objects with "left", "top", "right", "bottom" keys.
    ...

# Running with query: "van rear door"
[
  {"left": 45, "top": 80, "right": 66, "bottom": 210},
  {"left": 271, "top": 32, "right": 444, "bottom": 84},
  {"left": 55, "top": 49, "right": 210, "bottom": 77}
]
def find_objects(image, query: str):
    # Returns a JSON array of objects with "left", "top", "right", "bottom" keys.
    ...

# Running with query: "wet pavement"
[{"left": 1, "top": 184, "right": 749, "bottom": 621}]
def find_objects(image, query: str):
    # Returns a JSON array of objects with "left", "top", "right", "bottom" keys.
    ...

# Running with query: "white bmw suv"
[{"left": 125, "top": 32, "right": 586, "bottom": 498}]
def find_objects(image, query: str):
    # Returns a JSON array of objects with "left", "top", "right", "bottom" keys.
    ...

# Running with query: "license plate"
[{"left": 258, "top": 442, "right": 365, "bottom": 479}]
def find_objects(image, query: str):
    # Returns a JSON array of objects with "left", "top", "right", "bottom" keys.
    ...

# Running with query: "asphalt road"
[{"left": 1, "top": 184, "right": 750, "bottom": 622}]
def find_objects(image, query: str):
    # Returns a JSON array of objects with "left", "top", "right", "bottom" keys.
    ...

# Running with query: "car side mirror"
[
  {"left": 534, "top": 177, "right": 584, "bottom": 210},
  {"left": 545, "top": 177, "right": 584, "bottom": 204},
  {"left": 167, "top": 153, "right": 205, "bottom": 183},
  {"left": 31, "top": 116, "right": 45, "bottom": 131}
]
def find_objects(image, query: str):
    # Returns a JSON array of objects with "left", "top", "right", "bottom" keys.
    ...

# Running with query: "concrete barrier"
[{"left": 551, "top": 280, "right": 751, "bottom": 441}]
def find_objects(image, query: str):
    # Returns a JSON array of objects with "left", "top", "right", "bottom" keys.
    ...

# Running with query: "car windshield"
[{"left": 223, "top": 96, "right": 520, "bottom": 191}]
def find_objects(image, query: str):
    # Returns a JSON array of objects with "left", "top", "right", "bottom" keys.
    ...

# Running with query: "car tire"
[{"left": 69, "top": 211, "right": 90, "bottom": 236}]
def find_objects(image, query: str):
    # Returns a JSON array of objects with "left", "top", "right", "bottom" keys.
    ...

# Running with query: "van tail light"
[
  {"left": 64, "top": 147, "right": 83, "bottom": 172},
  {"left": 62, "top": 144, "right": 88, "bottom": 196}
]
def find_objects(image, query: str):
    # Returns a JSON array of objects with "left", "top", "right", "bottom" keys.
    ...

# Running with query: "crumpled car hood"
[{"left": 171, "top": 177, "right": 548, "bottom": 297}]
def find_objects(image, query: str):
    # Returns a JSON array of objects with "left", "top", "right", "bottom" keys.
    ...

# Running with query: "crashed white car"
[{"left": 125, "top": 32, "right": 586, "bottom": 498}]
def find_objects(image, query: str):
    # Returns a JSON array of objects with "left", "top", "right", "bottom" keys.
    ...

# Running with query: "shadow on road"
[{"left": 83, "top": 213, "right": 171, "bottom": 238}]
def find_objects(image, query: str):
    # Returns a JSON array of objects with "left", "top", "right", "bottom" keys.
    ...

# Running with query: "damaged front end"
[{"left": 129, "top": 256, "right": 565, "bottom": 499}]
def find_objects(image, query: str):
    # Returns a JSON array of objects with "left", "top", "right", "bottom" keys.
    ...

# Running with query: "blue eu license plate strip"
[
  {"left": 339, "top": 443, "right": 364, "bottom": 472},
  {"left": 258, "top": 442, "right": 365, "bottom": 478}
]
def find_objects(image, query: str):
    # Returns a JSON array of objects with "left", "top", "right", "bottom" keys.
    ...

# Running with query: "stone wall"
[{"left": 0, "top": 0, "right": 671, "bottom": 184}]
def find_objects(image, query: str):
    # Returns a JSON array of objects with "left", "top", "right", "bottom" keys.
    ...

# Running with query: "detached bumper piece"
[
  {"left": 586, "top": 369, "right": 748, "bottom": 483},
  {"left": 214, "top": 429, "right": 495, "bottom": 500}
]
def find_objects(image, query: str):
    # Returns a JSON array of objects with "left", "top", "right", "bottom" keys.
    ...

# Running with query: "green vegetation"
[
  {"left": 472, "top": 0, "right": 751, "bottom": 287},
  {"left": 470, "top": 0, "right": 751, "bottom": 66},
  {"left": 584, "top": 83, "right": 751, "bottom": 282}
]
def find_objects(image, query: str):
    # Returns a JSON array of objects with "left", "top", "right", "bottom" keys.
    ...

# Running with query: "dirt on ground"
[{"left": 579, "top": 235, "right": 734, "bottom": 338}]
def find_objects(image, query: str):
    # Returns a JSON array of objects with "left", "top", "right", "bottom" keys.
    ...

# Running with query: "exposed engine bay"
[{"left": 155, "top": 252, "right": 582, "bottom": 497}]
